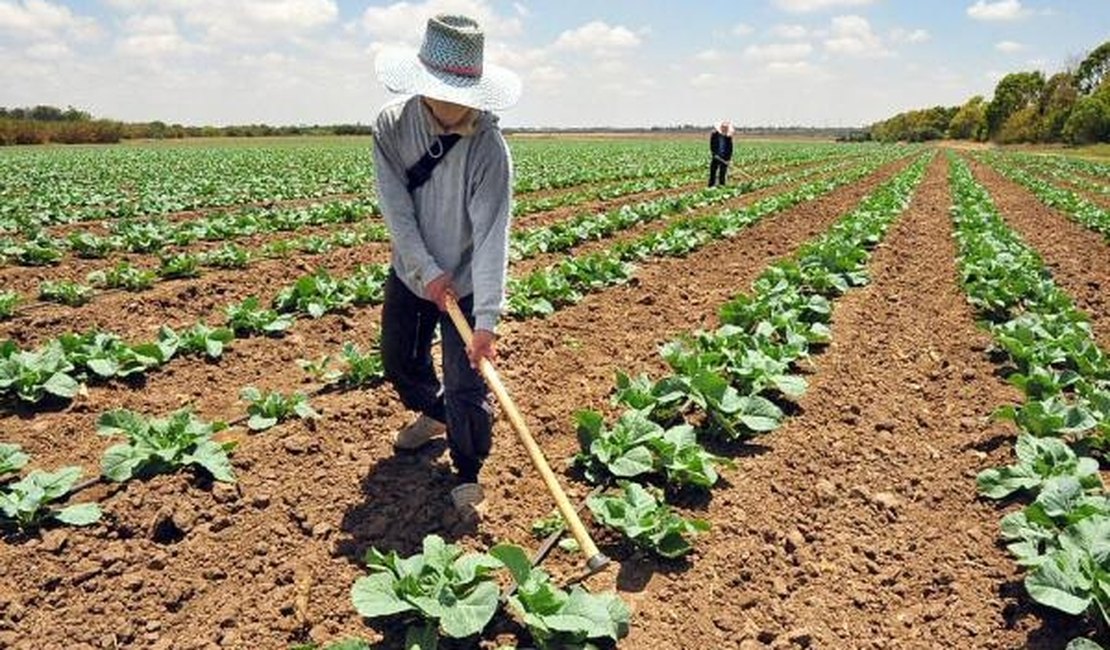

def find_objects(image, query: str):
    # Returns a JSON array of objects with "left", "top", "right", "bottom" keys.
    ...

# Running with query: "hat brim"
[{"left": 375, "top": 47, "right": 522, "bottom": 111}]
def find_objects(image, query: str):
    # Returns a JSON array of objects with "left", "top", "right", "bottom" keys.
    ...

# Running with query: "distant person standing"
[{"left": 708, "top": 120, "right": 734, "bottom": 187}]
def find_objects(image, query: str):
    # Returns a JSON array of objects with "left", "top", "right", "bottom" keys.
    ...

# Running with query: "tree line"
[
  {"left": 870, "top": 40, "right": 1110, "bottom": 144},
  {"left": 0, "top": 106, "right": 372, "bottom": 146}
]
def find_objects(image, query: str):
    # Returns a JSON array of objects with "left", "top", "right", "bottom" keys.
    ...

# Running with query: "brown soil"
[
  {"left": 966, "top": 157, "right": 1110, "bottom": 346},
  {"left": 0, "top": 153, "right": 1081, "bottom": 650}
]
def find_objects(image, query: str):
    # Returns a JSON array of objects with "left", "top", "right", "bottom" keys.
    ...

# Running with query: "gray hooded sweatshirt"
[{"left": 372, "top": 95, "right": 513, "bottom": 332}]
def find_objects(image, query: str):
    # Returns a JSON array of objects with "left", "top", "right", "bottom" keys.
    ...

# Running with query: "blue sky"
[{"left": 0, "top": 0, "right": 1107, "bottom": 127}]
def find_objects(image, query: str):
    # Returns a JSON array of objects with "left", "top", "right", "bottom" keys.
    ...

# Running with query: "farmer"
[
  {"left": 708, "top": 120, "right": 735, "bottom": 187},
  {"left": 371, "top": 14, "right": 521, "bottom": 514}
]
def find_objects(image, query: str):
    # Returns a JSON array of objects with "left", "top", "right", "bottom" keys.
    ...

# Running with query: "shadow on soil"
[
  {"left": 335, "top": 440, "right": 473, "bottom": 565},
  {"left": 998, "top": 579, "right": 1102, "bottom": 649},
  {"left": 609, "top": 548, "right": 694, "bottom": 594}
]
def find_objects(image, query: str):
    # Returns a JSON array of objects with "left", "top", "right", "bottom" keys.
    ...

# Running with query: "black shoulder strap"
[{"left": 406, "top": 133, "right": 463, "bottom": 193}]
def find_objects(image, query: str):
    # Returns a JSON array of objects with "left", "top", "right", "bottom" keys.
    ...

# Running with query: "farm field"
[{"left": 1, "top": 135, "right": 1109, "bottom": 650}]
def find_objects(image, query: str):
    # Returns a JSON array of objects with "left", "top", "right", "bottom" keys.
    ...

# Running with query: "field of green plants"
[{"left": 1, "top": 135, "right": 1109, "bottom": 649}]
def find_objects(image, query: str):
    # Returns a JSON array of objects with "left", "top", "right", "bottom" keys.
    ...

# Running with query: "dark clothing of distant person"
[{"left": 709, "top": 128, "right": 733, "bottom": 187}]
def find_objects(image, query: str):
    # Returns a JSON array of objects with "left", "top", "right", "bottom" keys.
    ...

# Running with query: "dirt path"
[
  {"left": 0, "top": 154, "right": 926, "bottom": 650},
  {"left": 966, "top": 157, "right": 1110, "bottom": 347}
]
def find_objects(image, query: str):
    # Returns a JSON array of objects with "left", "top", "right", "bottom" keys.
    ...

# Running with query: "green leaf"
[
  {"left": 186, "top": 440, "right": 236, "bottom": 483},
  {"left": 772, "top": 373, "right": 807, "bottom": 398},
  {"left": 42, "top": 372, "right": 79, "bottom": 398},
  {"left": 239, "top": 385, "right": 262, "bottom": 402},
  {"left": 0, "top": 443, "right": 30, "bottom": 475},
  {"left": 438, "top": 580, "right": 499, "bottom": 638},
  {"left": 86, "top": 357, "right": 119, "bottom": 378},
  {"left": 1025, "top": 550, "right": 1094, "bottom": 615},
  {"left": 97, "top": 409, "right": 148, "bottom": 437},
  {"left": 404, "top": 624, "right": 438, "bottom": 650},
  {"left": 608, "top": 446, "right": 655, "bottom": 477},
  {"left": 53, "top": 502, "right": 101, "bottom": 526},
  {"left": 490, "top": 544, "right": 533, "bottom": 586},
  {"left": 737, "top": 395, "right": 783, "bottom": 432},
  {"left": 293, "top": 399, "right": 320, "bottom": 420},
  {"left": 248, "top": 414, "right": 277, "bottom": 431},
  {"left": 351, "top": 572, "right": 414, "bottom": 618},
  {"left": 101, "top": 443, "right": 141, "bottom": 482},
  {"left": 452, "top": 552, "right": 502, "bottom": 586}
]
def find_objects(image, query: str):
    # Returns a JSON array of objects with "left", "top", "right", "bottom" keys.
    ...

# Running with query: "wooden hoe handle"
[{"left": 444, "top": 296, "right": 608, "bottom": 572}]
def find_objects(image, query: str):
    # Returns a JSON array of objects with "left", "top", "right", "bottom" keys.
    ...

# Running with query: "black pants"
[
  {"left": 708, "top": 159, "right": 728, "bottom": 187},
  {"left": 380, "top": 269, "right": 492, "bottom": 482}
]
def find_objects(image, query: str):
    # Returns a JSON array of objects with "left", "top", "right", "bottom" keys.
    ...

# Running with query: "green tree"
[
  {"left": 986, "top": 71, "right": 1045, "bottom": 139},
  {"left": 1036, "top": 71, "right": 1078, "bottom": 141},
  {"left": 947, "top": 96, "right": 988, "bottom": 140},
  {"left": 1076, "top": 41, "right": 1110, "bottom": 95},
  {"left": 997, "top": 106, "right": 1042, "bottom": 143},
  {"left": 1062, "top": 82, "right": 1110, "bottom": 143}
]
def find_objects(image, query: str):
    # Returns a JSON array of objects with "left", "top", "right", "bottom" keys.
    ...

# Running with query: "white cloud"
[
  {"left": 115, "top": 13, "right": 199, "bottom": 59},
  {"left": 362, "top": 0, "right": 522, "bottom": 44},
  {"left": 732, "top": 22, "right": 755, "bottom": 36},
  {"left": 767, "top": 60, "right": 821, "bottom": 76},
  {"left": 772, "top": 24, "right": 809, "bottom": 39},
  {"left": 0, "top": 0, "right": 100, "bottom": 41},
  {"left": 743, "top": 42, "right": 813, "bottom": 62},
  {"left": 693, "top": 49, "right": 723, "bottom": 62},
  {"left": 188, "top": 0, "right": 338, "bottom": 43},
  {"left": 108, "top": 0, "right": 338, "bottom": 43},
  {"left": 890, "top": 27, "right": 929, "bottom": 44},
  {"left": 824, "top": 15, "right": 889, "bottom": 57},
  {"left": 24, "top": 40, "right": 70, "bottom": 59},
  {"left": 774, "top": 0, "right": 876, "bottom": 13},
  {"left": 553, "top": 21, "right": 641, "bottom": 56},
  {"left": 690, "top": 72, "right": 721, "bottom": 88},
  {"left": 995, "top": 40, "right": 1024, "bottom": 52},
  {"left": 966, "top": 0, "right": 1030, "bottom": 21}
]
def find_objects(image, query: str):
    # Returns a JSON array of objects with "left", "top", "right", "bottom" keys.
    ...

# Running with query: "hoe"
[{"left": 445, "top": 295, "right": 610, "bottom": 574}]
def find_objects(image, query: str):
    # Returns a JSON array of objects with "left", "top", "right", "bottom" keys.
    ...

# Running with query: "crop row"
[
  {"left": 510, "top": 152, "right": 866, "bottom": 262},
  {"left": 1000, "top": 153, "right": 1110, "bottom": 198},
  {"left": 948, "top": 153, "right": 1109, "bottom": 648},
  {"left": 0, "top": 139, "right": 717, "bottom": 231},
  {"left": 507, "top": 149, "right": 912, "bottom": 316},
  {"left": 0, "top": 151, "right": 914, "bottom": 412},
  {"left": 0, "top": 142, "right": 377, "bottom": 230},
  {"left": 0, "top": 147, "right": 878, "bottom": 324},
  {"left": 0, "top": 198, "right": 378, "bottom": 269},
  {"left": 563, "top": 152, "right": 927, "bottom": 549},
  {"left": 976, "top": 153, "right": 1110, "bottom": 240},
  {"left": 513, "top": 145, "right": 864, "bottom": 220},
  {"left": 1005, "top": 152, "right": 1110, "bottom": 187},
  {"left": 0, "top": 222, "right": 391, "bottom": 319}
]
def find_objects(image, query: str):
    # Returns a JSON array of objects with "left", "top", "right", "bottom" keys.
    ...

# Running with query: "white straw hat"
[{"left": 375, "top": 14, "right": 522, "bottom": 111}]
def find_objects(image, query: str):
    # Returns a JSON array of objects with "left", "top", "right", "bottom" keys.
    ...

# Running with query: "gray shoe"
[
  {"left": 393, "top": 415, "right": 446, "bottom": 451},
  {"left": 450, "top": 483, "right": 485, "bottom": 513}
]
